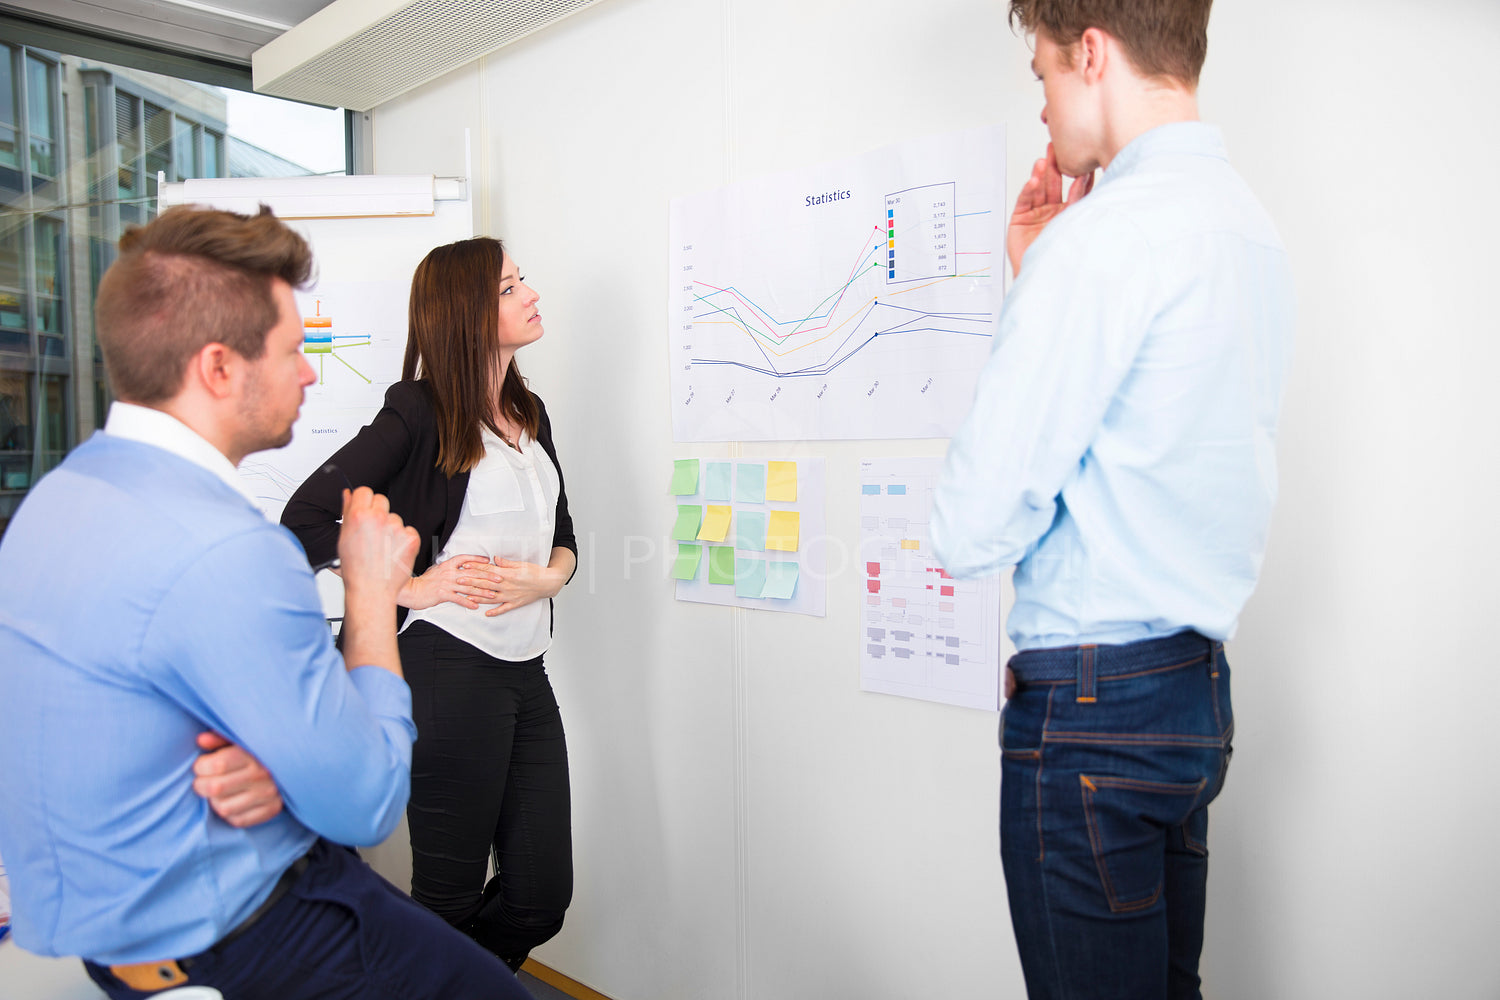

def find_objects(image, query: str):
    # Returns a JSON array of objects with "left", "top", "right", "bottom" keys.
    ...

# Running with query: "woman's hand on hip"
[
  {"left": 398, "top": 554, "right": 506, "bottom": 611},
  {"left": 483, "top": 558, "right": 566, "bottom": 617}
]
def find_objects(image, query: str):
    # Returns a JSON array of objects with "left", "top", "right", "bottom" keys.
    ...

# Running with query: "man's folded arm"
[{"left": 147, "top": 528, "right": 415, "bottom": 846}]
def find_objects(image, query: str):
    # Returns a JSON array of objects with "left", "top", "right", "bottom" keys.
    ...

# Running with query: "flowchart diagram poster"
[
  {"left": 669, "top": 125, "right": 1006, "bottom": 442},
  {"left": 859, "top": 457, "right": 1002, "bottom": 711}
]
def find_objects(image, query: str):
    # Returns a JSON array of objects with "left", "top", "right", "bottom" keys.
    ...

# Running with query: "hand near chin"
[{"left": 1007, "top": 142, "right": 1095, "bottom": 278}]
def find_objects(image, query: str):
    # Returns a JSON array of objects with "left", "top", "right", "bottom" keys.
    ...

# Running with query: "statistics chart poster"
[{"left": 669, "top": 125, "right": 1006, "bottom": 442}]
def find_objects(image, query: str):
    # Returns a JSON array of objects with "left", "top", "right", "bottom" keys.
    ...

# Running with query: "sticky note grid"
[{"left": 670, "top": 458, "right": 803, "bottom": 603}]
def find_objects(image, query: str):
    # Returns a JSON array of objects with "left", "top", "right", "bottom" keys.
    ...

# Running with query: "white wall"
[{"left": 370, "top": 1, "right": 1500, "bottom": 997}]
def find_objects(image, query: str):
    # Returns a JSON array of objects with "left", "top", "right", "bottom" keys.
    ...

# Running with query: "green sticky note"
[
  {"left": 763, "top": 561, "right": 799, "bottom": 599},
  {"left": 670, "top": 459, "right": 699, "bottom": 495},
  {"left": 735, "top": 510, "right": 767, "bottom": 551},
  {"left": 672, "top": 505, "right": 703, "bottom": 541},
  {"left": 735, "top": 463, "right": 766, "bottom": 504},
  {"left": 673, "top": 543, "right": 702, "bottom": 580},
  {"left": 704, "top": 462, "right": 732, "bottom": 502},
  {"left": 734, "top": 556, "right": 767, "bottom": 599},
  {"left": 708, "top": 546, "right": 736, "bottom": 584}
]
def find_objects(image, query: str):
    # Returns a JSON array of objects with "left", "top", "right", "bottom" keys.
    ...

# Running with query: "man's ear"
[
  {"left": 191, "top": 343, "right": 239, "bottom": 401},
  {"left": 1079, "top": 26, "right": 1110, "bottom": 84}
]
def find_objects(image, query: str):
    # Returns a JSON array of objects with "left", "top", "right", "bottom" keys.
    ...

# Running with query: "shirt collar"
[
  {"left": 1102, "top": 121, "right": 1227, "bottom": 185},
  {"left": 104, "top": 401, "right": 260, "bottom": 508}
]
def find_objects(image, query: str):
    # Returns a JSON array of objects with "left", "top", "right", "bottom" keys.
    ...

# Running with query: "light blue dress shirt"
[
  {"left": 933, "top": 123, "right": 1294, "bottom": 651},
  {"left": 0, "top": 409, "right": 416, "bottom": 963}
]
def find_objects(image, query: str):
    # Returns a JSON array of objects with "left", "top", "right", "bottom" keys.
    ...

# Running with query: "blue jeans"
[{"left": 999, "top": 631, "right": 1233, "bottom": 1000}]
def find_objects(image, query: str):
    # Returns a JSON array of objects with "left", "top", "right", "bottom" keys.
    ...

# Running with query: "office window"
[
  {"left": 0, "top": 226, "right": 22, "bottom": 351},
  {"left": 0, "top": 43, "right": 344, "bottom": 538},
  {"left": 203, "top": 128, "right": 221, "bottom": 179},
  {"left": 0, "top": 52, "right": 15, "bottom": 170},
  {"left": 25, "top": 54, "right": 54, "bottom": 178}
]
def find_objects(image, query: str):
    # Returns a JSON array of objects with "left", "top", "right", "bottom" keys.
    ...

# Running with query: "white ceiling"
[{"left": 0, "top": 0, "right": 337, "bottom": 65}]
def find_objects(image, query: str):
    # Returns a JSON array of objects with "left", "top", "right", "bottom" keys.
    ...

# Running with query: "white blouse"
[{"left": 401, "top": 426, "right": 560, "bottom": 661}]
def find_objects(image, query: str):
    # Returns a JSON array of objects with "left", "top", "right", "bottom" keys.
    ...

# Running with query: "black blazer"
[{"left": 282, "top": 379, "right": 577, "bottom": 630}]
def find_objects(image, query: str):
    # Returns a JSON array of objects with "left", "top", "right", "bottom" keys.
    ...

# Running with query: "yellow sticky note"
[
  {"left": 766, "top": 509, "right": 800, "bottom": 552},
  {"left": 697, "top": 504, "right": 732, "bottom": 542},
  {"left": 900, "top": 539, "right": 920, "bottom": 551},
  {"left": 766, "top": 461, "right": 798, "bottom": 502}
]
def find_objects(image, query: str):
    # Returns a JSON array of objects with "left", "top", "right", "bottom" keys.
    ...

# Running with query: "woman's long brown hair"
[{"left": 401, "top": 237, "right": 540, "bottom": 476}]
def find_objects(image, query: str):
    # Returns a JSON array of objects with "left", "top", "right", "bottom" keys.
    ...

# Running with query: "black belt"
[{"left": 209, "top": 850, "right": 312, "bottom": 954}]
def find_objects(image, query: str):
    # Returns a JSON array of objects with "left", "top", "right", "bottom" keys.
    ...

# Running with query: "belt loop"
[{"left": 1076, "top": 645, "right": 1097, "bottom": 703}]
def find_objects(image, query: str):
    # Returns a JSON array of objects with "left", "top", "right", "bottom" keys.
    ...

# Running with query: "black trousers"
[{"left": 399, "top": 620, "right": 573, "bottom": 964}]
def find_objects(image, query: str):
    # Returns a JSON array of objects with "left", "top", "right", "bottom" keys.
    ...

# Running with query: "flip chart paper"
[
  {"left": 673, "top": 543, "right": 702, "bottom": 580},
  {"left": 767, "top": 461, "right": 798, "bottom": 502},
  {"left": 766, "top": 510, "right": 800, "bottom": 552},
  {"left": 735, "top": 510, "right": 767, "bottom": 551},
  {"left": 673, "top": 505, "right": 703, "bottom": 541},
  {"left": 735, "top": 463, "right": 766, "bottom": 504},
  {"left": 671, "top": 459, "right": 699, "bottom": 495},
  {"left": 697, "top": 504, "right": 732, "bottom": 542},
  {"left": 708, "top": 546, "right": 736, "bottom": 584},
  {"left": 763, "top": 561, "right": 799, "bottom": 599},
  {"left": 704, "top": 462, "right": 732, "bottom": 502}
]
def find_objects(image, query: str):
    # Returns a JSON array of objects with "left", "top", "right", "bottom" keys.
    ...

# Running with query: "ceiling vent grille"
[{"left": 253, "top": 0, "right": 610, "bottom": 111}]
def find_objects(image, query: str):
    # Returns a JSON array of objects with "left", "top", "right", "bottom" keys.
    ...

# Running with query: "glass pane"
[
  {"left": 26, "top": 56, "right": 52, "bottom": 140},
  {"left": 0, "top": 47, "right": 14, "bottom": 129},
  {"left": 203, "top": 131, "right": 221, "bottom": 178},
  {"left": 38, "top": 299, "right": 63, "bottom": 337},
  {"left": 29, "top": 137, "right": 54, "bottom": 177},
  {"left": 0, "top": 369, "right": 30, "bottom": 460},
  {"left": 0, "top": 220, "right": 19, "bottom": 288},
  {"left": 144, "top": 103, "right": 169, "bottom": 201},
  {"left": 0, "top": 126, "right": 14, "bottom": 171},
  {"left": 41, "top": 373, "right": 66, "bottom": 453},
  {"left": 115, "top": 92, "right": 139, "bottom": 199},
  {"left": 34, "top": 218, "right": 60, "bottom": 294},
  {"left": 174, "top": 117, "right": 198, "bottom": 180}
]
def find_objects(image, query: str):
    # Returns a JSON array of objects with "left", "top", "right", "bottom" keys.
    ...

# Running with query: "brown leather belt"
[{"left": 106, "top": 852, "right": 312, "bottom": 992}]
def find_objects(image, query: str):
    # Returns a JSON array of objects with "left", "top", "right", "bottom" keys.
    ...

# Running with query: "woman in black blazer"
[{"left": 283, "top": 237, "right": 575, "bottom": 973}]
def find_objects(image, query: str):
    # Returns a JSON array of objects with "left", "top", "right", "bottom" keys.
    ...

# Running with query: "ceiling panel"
[{"left": 0, "top": 0, "right": 339, "bottom": 64}]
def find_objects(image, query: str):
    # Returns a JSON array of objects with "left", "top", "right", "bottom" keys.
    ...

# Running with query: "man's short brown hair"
[
  {"left": 95, "top": 205, "right": 313, "bottom": 404},
  {"left": 1009, "top": 0, "right": 1212, "bottom": 86}
]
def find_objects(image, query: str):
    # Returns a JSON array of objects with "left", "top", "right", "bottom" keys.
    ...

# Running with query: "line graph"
[{"left": 669, "top": 125, "right": 1006, "bottom": 441}]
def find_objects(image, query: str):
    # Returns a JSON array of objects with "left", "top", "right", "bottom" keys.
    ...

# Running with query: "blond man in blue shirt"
[{"left": 933, "top": 2, "right": 1293, "bottom": 997}]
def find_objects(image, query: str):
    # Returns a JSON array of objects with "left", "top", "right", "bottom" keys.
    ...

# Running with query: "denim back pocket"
[{"left": 1079, "top": 773, "right": 1207, "bottom": 913}]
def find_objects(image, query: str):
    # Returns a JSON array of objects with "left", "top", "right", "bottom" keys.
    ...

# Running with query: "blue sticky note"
[
  {"left": 735, "top": 463, "right": 766, "bottom": 504},
  {"left": 735, "top": 510, "right": 767, "bottom": 552},
  {"left": 734, "top": 556, "right": 767, "bottom": 599},
  {"left": 704, "top": 461, "right": 732, "bottom": 502},
  {"left": 763, "top": 561, "right": 799, "bottom": 599},
  {"left": 861, "top": 484, "right": 881, "bottom": 495}
]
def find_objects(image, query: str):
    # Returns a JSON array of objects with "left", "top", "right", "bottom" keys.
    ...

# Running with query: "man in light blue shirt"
[
  {"left": 932, "top": 2, "right": 1292, "bottom": 997},
  {"left": 0, "top": 206, "right": 532, "bottom": 998}
]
